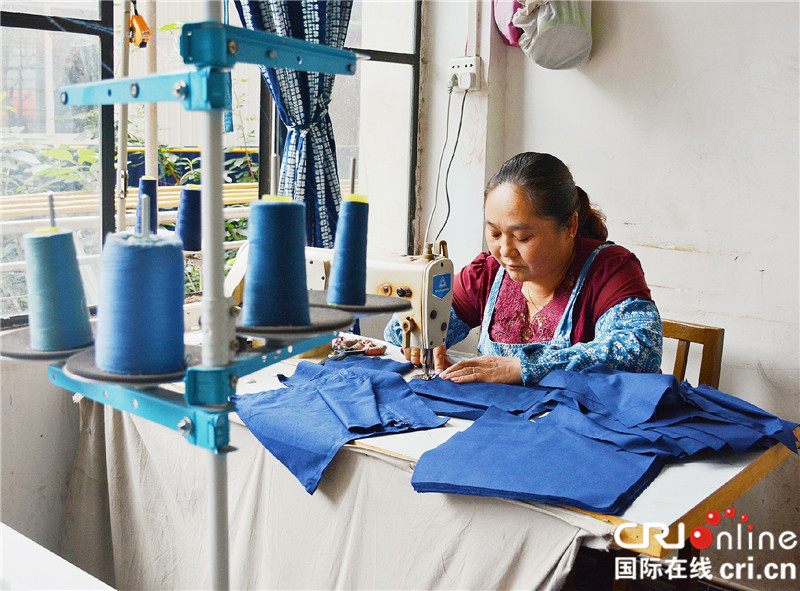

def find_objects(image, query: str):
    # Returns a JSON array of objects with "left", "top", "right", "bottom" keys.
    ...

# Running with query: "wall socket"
[{"left": 449, "top": 56, "right": 481, "bottom": 91}]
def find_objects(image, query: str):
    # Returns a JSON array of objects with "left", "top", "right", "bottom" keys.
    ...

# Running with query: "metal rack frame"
[{"left": 51, "top": 3, "right": 358, "bottom": 588}]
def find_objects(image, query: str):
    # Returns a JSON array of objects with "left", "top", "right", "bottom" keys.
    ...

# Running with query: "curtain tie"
[{"left": 288, "top": 108, "right": 329, "bottom": 137}]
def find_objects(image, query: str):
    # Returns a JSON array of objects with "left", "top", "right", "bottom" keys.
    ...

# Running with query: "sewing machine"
[
  {"left": 227, "top": 242, "right": 454, "bottom": 379},
  {"left": 363, "top": 242, "right": 454, "bottom": 379},
  {"left": 304, "top": 242, "right": 454, "bottom": 378}
]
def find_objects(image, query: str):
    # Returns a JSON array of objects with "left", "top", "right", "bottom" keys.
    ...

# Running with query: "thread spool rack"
[{"left": 37, "top": 6, "right": 374, "bottom": 590}]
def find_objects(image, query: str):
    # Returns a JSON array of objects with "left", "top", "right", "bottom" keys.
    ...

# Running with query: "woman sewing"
[{"left": 386, "top": 152, "right": 663, "bottom": 386}]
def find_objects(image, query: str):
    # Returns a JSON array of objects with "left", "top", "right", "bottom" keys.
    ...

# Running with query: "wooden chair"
[
  {"left": 654, "top": 320, "right": 726, "bottom": 591},
  {"left": 582, "top": 319, "right": 727, "bottom": 591},
  {"left": 662, "top": 319, "right": 725, "bottom": 388}
]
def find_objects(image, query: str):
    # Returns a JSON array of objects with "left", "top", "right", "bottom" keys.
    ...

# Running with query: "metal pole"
[
  {"left": 116, "top": 0, "right": 131, "bottom": 231},
  {"left": 141, "top": 194, "right": 150, "bottom": 236},
  {"left": 269, "top": 100, "right": 279, "bottom": 196},
  {"left": 208, "top": 452, "right": 229, "bottom": 591},
  {"left": 143, "top": 0, "right": 158, "bottom": 180},
  {"left": 200, "top": 112, "right": 229, "bottom": 368},
  {"left": 199, "top": 2, "right": 230, "bottom": 587},
  {"left": 257, "top": 77, "right": 271, "bottom": 200}
]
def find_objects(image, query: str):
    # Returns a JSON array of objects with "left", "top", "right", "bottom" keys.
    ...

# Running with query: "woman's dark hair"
[{"left": 484, "top": 152, "right": 608, "bottom": 241}]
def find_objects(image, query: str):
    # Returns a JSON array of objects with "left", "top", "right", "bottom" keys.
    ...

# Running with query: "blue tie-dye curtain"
[{"left": 235, "top": 0, "right": 352, "bottom": 247}]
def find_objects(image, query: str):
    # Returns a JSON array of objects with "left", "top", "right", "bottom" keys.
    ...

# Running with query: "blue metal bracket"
[
  {"left": 47, "top": 332, "right": 337, "bottom": 451},
  {"left": 58, "top": 21, "right": 356, "bottom": 110},
  {"left": 49, "top": 364, "right": 232, "bottom": 453},
  {"left": 184, "top": 331, "right": 336, "bottom": 406},
  {"left": 59, "top": 67, "right": 231, "bottom": 111},
  {"left": 180, "top": 22, "right": 357, "bottom": 74}
]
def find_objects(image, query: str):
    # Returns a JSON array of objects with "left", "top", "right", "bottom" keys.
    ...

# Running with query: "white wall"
[
  {"left": 3, "top": 2, "right": 797, "bottom": 586},
  {"left": 420, "top": 1, "right": 798, "bottom": 588}
]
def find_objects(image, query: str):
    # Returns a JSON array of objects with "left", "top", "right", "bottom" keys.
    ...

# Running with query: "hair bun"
[{"left": 576, "top": 187, "right": 608, "bottom": 241}]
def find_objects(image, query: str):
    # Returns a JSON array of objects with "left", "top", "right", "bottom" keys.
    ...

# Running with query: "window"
[
  {"left": 329, "top": 0, "right": 421, "bottom": 255},
  {"left": 1, "top": 3, "right": 114, "bottom": 321}
]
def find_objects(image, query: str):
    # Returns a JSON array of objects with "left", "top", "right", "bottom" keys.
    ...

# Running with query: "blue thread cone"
[
  {"left": 175, "top": 185, "right": 202, "bottom": 251},
  {"left": 327, "top": 195, "right": 369, "bottom": 307},
  {"left": 95, "top": 232, "right": 185, "bottom": 375},
  {"left": 23, "top": 228, "right": 92, "bottom": 351},
  {"left": 134, "top": 176, "right": 158, "bottom": 234},
  {"left": 242, "top": 197, "right": 310, "bottom": 327}
]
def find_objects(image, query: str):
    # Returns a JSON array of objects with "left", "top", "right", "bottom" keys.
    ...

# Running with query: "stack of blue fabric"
[
  {"left": 232, "top": 357, "right": 445, "bottom": 493},
  {"left": 410, "top": 365, "right": 799, "bottom": 514},
  {"left": 234, "top": 356, "right": 797, "bottom": 512}
]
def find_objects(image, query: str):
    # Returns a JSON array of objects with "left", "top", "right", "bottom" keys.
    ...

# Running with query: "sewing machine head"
[
  {"left": 365, "top": 241, "right": 454, "bottom": 378},
  {"left": 225, "top": 242, "right": 454, "bottom": 378}
]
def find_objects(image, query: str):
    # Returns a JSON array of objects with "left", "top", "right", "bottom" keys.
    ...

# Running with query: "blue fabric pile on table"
[
  {"left": 409, "top": 364, "right": 799, "bottom": 515},
  {"left": 232, "top": 357, "right": 445, "bottom": 493}
]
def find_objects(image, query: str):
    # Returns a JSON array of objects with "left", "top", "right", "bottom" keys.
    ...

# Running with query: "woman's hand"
[
  {"left": 439, "top": 355, "right": 523, "bottom": 384},
  {"left": 402, "top": 344, "right": 451, "bottom": 372}
]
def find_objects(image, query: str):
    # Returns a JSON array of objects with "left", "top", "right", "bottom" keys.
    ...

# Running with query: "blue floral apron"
[{"left": 477, "top": 244, "right": 612, "bottom": 357}]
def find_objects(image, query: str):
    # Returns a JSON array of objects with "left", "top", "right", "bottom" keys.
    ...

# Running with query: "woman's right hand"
[{"left": 402, "top": 344, "right": 451, "bottom": 373}]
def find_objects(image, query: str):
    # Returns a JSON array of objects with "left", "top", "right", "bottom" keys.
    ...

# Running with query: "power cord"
[
  {"left": 423, "top": 75, "right": 456, "bottom": 245},
  {"left": 434, "top": 86, "right": 469, "bottom": 243}
]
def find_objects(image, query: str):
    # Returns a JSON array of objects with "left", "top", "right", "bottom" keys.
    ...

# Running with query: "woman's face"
[{"left": 484, "top": 183, "right": 577, "bottom": 284}]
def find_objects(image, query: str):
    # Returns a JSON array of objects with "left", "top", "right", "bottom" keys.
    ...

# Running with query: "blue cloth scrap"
[
  {"left": 409, "top": 377, "right": 552, "bottom": 420},
  {"left": 233, "top": 361, "right": 446, "bottom": 493},
  {"left": 539, "top": 365, "right": 682, "bottom": 427},
  {"left": 322, "top": 355, "right": 414, "bottom": 374},
  {"left": 687, "top": 384, "right": 798, "bottom": 451},
  {"left": 412, "top": 407, "right": 665, "bottom": 515},
  {"left": 542, "top": 405, "right": 678, "bottom": 457}
]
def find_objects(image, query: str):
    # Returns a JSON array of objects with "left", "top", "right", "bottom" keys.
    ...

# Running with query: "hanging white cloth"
[{"left": 513, "top": 0, "right": 593, "bottom": 70}]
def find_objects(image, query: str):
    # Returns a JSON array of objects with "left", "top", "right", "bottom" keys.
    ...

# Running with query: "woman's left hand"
[{"left": 439, "top": 355, "right": 523, "bottom": 385}]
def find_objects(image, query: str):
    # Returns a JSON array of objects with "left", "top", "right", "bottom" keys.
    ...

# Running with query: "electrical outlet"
[{"left": 449, "top": 56, "right": 481, "bottom": 91}]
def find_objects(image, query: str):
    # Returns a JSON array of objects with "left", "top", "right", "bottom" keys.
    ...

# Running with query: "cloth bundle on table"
[
  {"left": 410, "top": 364, "right": 799, "bottom": 515},
  {"left": 412, "top": 406, "right": 665, "bottom": 514},
  {"left": 231, "top": 358, "right": 445, "bottom": 493}
]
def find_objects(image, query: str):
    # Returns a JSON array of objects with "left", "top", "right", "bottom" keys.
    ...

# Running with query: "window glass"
[
  {"left": 346, "top": 0, "right": 416, "bottom": 55},
  {"left": 328, "top": 1, "right": 418, "bottom": 253},
  {"left": 329, "top": 60, "right": 360, "bottom": 195},
  {"left": 1, "top": 28, "right": 102, "bottom": 317},
  {"left": 329, "top": 60, "right": 413, "bottom": 254},
  {"left": 1, "top": 1, "right": 100, "bottom": 20}
]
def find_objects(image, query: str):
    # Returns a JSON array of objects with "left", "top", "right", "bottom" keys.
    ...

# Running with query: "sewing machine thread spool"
[
  {"left": 23, "top": 228, "right": 93, "bottom": 351},
  {"left": 242, "top": 196, "right": 310, "bottom": 327},
  {"left": 175, "top": 185, "right": 202, "bottom": 251},
  {"left": 327, "top": 194, "right": 369, "bottom": 307},
  {"left": 134, "top": 176, "right": 158, "bottom": 235},
  {"left": 94, "top": 232, "right": 185, "bottom": 375}
]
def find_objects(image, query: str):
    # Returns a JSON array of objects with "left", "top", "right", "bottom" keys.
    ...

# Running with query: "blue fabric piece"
[
  {"left": 539, "top": 365, "right": 681, "bottom": 428},
  {"left": 408, "top": 377, "right": 551, "bottom": 418},
  {"left": 542, "top": 405, "right": 678, "bottom": 457},
  {"left": 688, "top": 384, "right": 798, "bottom": 450},
  {"left": 322, "top": 355, "right": 413, "bottom": 374},
  {"left": 233, "top": 361, "right": 446, "bottom": 493},
  {"left": 411, "top": 407, "right": 665, "bottom": 515},
  {"left": 417, "top": 399, "right": 488, "bottom": 421},
  {"left": 235, "top": 0, "right": 353, "bottom": 247}
]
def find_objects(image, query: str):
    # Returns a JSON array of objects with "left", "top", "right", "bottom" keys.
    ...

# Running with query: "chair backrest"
[{"left": 662, "top": 319, "right": 725, "bottom": 389}]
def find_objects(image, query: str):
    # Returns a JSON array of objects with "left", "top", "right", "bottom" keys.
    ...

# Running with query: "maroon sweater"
[{"left": 451, "top": 237, "right": 653, "bottom": 344}]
